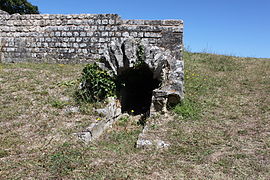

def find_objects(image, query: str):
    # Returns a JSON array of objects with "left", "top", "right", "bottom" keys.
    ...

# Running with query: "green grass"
[
  {"left": 173, "top": 98, "right": 201, "bottom": 119},
  {"left": 49, "top": 98, "right": 68, "bottom": 109},
  {"left": 0, "top": 52, "right": 269, "bottom": 179}
]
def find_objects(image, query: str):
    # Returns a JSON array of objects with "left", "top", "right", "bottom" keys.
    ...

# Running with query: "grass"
[{"left": 0, "top": 52, "right": 269, "bottom": 179}]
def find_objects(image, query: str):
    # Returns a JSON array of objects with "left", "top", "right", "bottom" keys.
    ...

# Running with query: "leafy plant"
[
  {"left": 117, "top": 115, "right": 130, "bottom": 127},
  {"left": 136, "top": 44, "right": 145, "bottom": 62},
  {"left": 57, "top": 80, "right": 77, "bottom": 87},
  {"left": 76, "top": 63, "right": 116, "bottom": 103}
]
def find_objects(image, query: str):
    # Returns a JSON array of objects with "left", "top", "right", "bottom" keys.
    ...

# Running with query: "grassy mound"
[{"left": 0, "top": 52, "right": 269, "bottom": 179}]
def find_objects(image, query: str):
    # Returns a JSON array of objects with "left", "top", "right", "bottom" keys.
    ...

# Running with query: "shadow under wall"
[{"left": 116, "top": 63, "right": 161, "bottom": 115}]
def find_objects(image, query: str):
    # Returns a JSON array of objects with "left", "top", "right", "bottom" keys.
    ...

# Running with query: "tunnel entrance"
[{"left": 116, "top": 63, "right": 161, "bottom": 115}]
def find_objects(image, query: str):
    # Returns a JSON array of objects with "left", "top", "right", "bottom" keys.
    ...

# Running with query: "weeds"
[
  {"left": 75, "top": 63, "right": 116, "bottom": 103},
  {"left": 173, "top": 99, "right": 201, "bottom": 119},
  {"left": 0, "top": 149, "right": 9, "bottom": 158},
  {"left": 50, "top": 99, "right": 67, "bottom": 109},
  {"left": 46, "top": 142, "right": 83, "bottom": 177},
  {"left": 0, "top": 52, "right": 269, "bottom": 179},
  {"left": 117, "top": 115, "right": 130, "bottom": 127}
]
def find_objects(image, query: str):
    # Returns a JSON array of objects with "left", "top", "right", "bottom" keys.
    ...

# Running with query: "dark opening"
[{"left": 116, "top": 63, "right": 160, "bottom": 115}]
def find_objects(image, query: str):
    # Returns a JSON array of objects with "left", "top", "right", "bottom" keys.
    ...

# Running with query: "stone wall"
[{"left": 0, "top": 11, "right": 183, "bottom": 63}]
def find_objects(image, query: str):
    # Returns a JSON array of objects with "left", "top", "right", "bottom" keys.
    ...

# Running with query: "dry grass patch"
[{"left": 0, "top": 52, "right": 269, "bottom": 179}]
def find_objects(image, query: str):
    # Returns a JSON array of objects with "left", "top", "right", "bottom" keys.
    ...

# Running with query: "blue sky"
[{"left": 29, "top": 0, "right": 270, "bottom": 58}]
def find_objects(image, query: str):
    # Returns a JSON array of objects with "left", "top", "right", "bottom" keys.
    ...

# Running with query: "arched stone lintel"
[{"left": 100, "top": 38, "right": 184, "bottom": 113}]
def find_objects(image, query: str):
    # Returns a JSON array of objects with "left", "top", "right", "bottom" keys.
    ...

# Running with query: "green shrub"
[{"left": 76, "top": 63, "right": 116, "bottom": 103}]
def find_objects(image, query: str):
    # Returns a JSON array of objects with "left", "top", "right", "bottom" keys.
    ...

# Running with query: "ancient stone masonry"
[
  {"left": 0, "top": 10, "right": 183, "bottom": 63},
  {"left": 76, "top": 39, "right": 184, "bottom": 143},
  {"left": 101, "top": 38, "right": 184, "bottom": 114}
]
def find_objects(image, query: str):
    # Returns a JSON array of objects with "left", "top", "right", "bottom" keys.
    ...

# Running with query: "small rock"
[
  {"left": 75, "top": 131, "right": 92, "bottom": 143},
  {"left": 60, "top": 96, "right": 70, "bottom": 102},
  {"left": 156, "top": 140, "right": 170, "bottom": 149},
  {"left": 64, "top": 106, "right": 80, "bottom": 113},
  {"left": 137, "top": 139, "right": 153, "bottom": 147}
]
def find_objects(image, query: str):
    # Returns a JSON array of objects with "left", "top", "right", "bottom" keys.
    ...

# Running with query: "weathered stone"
[
  {"left": 76, "top": 97, "right": 121, "bottom": 143},
  {"left": 0, "top": 12, "right": 183, "bottom": 70},
  {"left": 136, "top": 123, "right": 170, "bottom": 149},
  {"left": 136, "top": 113, "right": 172, "bottom": 149},
  {"left": 101, "top": 38, "right": 184, "bottom": 113},
  {"left": 64, "top": 106, "right": 80, "bottom": 113}
]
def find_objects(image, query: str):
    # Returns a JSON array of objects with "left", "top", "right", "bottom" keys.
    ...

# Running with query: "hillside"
[{"left": 0, "top": 52, "right": 269, "bottom": 179}]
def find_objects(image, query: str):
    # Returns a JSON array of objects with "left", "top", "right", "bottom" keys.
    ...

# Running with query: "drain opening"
[{"left": 116, "top": 63, "right": 161, "bottom": 115}]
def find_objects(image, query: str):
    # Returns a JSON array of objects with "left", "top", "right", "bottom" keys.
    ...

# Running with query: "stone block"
[
  {"left": 80, "top": 32, "right": 86, "bottom": 37},
  {"left": 162, "top": 20, "right": 183, "bottom": 26},
  {"left": 62, "top": 42, "right": 68, "bottom": 48},
  {"left": 110, "top": 26, "right": 118, "bottom": 31},
  {"left": 66, "top": 32, "right": 72, "bottom": 37},
  {"left": 43, "top": 43, "right": 49, "bottom": 47},
  {"left": 74, "top": 32, "right": 79, "bottom": 36},
  {"left": 79, "top": 43, "right": 87, "bottom": 48},
  {"left": 137, "top": 32, "right": 144, "bottom": 37},
  {"left": 73, "top": 43, "right": 79, "bottom": 48},
  {"left": 69, "top": 37, "right": 75, "bottom": 42},
  {"left": 130, "top": 32, "right": 137, "bottom": 37},
  {"left": 93, "top": 32, "right": 100, "bottom": 37},
  {"left": 109, "top": 19, "right": 115, "bottom": 24},
  {"left": 91, "top": 37, "right": 98, "bottom": 42},
  {"left": 83, "top": 26, "right": 90, "bottom": 31},
  {"left": 83, "top": 37, "right": 91, "bottom": 42},
  {"left": 99, "top": 38, "right": 106, "bottom": 43},
  {"left": 98, "top": 26, "right": 105, "bottom": 31},
  {"left": 144, "top": 20, "right": 162, "bottom": 25},
  {"left": 122, "top": 32, "right": 129, "bottom": 37},
  {"left": 96, "top": 19, "right": 102, "bottom": 25},
  {"left": 102, "top": 19, "right": 108, "bottom": 24},
  {"left": 115, "top": 32, "right": 122, "bottom": 37},
  {"left": 90, "top": 26, "right": 98, "bottom": 31},
  {"left": 76, "top": 37, "right": 82, "bottom": 42},
  {"left": 87, "top": 32, "right": 93, "bottom": 36},
  {"left": 82, "top": 49, "right": 88, "bottom": 54},
  {"left": 6, "top": 47, "right": 15, "bottom": 52},
  {"left": 101, "top": 32, "right": 109, "bottom": 37},
  {"left": 55, "top": 32, "right": 61, "bottom": 37},
  {"left": 45, "top": 38, "right": 52, "bottom": 42},
  {"left": 88, "top": 19, "right": 95, "bottom": 24},
  {"left": 0, "top": 13, "right": 183, "bottom": 64},
  {"left": 123, "top": 19, "right": 144, "bottom": 25},
  {"left": 144, "top": 32, "right": 162, "bottom": 38},
  {"left": 69, "top": 48, "right": 75, "bottom": 53},
  {"left": 109, "top": 32, "right": 114, "bottom": 36}
]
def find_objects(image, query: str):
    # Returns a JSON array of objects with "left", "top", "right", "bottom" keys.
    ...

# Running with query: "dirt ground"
[{"left": 0, "top": 53, "right": 269, "bottom": 179}]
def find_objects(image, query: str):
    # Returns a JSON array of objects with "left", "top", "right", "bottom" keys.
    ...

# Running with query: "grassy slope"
[{"left": 0, "top": 52, "right": 269, "bottom": 179}]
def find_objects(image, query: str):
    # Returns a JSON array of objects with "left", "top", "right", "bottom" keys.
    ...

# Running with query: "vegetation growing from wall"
[{"left": 75, "top": 63, "right": 116, "bottom": 103}]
